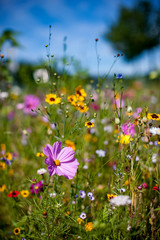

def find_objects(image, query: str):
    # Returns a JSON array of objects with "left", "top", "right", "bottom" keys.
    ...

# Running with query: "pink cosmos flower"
[
  {"left": 23, "top": 95, "right": 40, "bottom": 115},
  {"left": 17, "top": 95, "right": 40, "bottom": 115},
  {"left": 121, "top": 122, "right": 135, "bottom": 137},
  {"left": 43, "top": 141, "right": 79, "bottom": 179}
]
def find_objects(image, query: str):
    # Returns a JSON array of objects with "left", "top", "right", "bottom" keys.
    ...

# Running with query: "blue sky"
[{"left": 1, "top": 0, "right": 160, "bottom": 76}]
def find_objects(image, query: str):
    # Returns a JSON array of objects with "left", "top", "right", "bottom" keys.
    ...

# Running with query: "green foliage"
[
  {"left": 105, "top": 0, "right": 160, "bottom": 60},
  {"left": 0, "top": 29, "right": 21, "bottom": 50}
]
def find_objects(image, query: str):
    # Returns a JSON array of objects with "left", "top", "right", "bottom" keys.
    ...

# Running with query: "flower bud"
[
  {"left": 115, "top": 118, "right": 120, "bottom": 125},
  {"left": 127, "top": 106, "right": 132, "bottom": 113},
  {"left": 142, "top": 117, "right": 148, "bottom": 123}
]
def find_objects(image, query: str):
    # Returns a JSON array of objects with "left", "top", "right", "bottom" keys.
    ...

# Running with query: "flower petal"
[
  {"left": 57, "top": 147, "right": 75, "bottom": 162},
  {"left": 52, "top": 141, "right": 62, "bottom": 159},
  {"left": 43, "top": 144, "right": 53, "bottom": 158},
  {"left": 48, "top": 165, "right": 56, "bottom": 176},
  {"left": 58, "top": 159, "right": 79, "bottom": 179},
  {"left": 44, "top": 157, "right": 50, "bottom": 165},
  {"left": 55, "top": 166, "right": 64, "bottom": 176}
]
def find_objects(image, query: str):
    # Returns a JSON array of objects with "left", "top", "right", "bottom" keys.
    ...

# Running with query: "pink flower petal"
[
  {"left": 57, "top": 147, "right": 75, "bottom": 162},
  {"left": 43, "top": 144, "right": 53, "bottom": 158},
  {"left": 48, "top": 165, "right": 56, "bottom": 176},
  {"left": 58, "top": 160, "right": 79, "bottom": 179},
  {"left": 52, "top": 142, "right": 62, "bottom": 159},
  {"left": 55, "top": 167, "right": 64, "bottom": 176}
]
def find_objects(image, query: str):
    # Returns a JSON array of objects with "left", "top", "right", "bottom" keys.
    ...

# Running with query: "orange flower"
[
  {"left": 65, "top": 140, "right": 76, "bottom": 150},
  {"left": 85, "top": 222, "right": 93, "bottom": 231}
]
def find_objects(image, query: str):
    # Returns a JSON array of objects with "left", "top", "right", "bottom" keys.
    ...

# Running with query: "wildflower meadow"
[{"left": 0, "top": 28, "right": 160, "bottom": 240}]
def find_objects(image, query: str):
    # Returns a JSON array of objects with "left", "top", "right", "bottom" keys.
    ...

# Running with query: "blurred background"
[{"left": 0, "top": 0, "right": 160, "bottom": 80}]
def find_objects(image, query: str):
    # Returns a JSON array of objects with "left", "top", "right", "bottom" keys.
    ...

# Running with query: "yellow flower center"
[
  {"left": 54, "top": 159, "right": 60, "bottom": 166},
  {"left": 35, "top": 186, "right": 39, "bottom": 190}
]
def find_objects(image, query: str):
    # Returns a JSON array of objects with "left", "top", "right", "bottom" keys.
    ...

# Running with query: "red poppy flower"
[
  {"left": 153, "top": 186, "right": 159, "bottom": 191},
  {"left": 8, "top": 190, "right": 19, "bottom": 198}
]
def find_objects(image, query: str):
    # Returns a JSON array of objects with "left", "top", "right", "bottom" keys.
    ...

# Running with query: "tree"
[
  {"left": 0, "top": 29, "right": 20, "bottom": 50},
  {"left": 105, "top": 0, "right": 160, "bottom": 60}
]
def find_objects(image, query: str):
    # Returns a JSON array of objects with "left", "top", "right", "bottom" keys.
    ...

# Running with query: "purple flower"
[
  {"left": 7, "top": 111, "right": 15, "bottom": 120},
  {"left": 137, "top": 185, "right": 142, "bottom": 190},
  {"left": 122, "top": 122, "right": 135, "bottom": 137},
  {"left": 79, "top": 190, "right": 86, "bottom": 198},
  {"left": 43, "top": 141, "right": 79, "bottom": 179},
  {"left": 30, "top": 181, "right": 43, "bottom": 194},
  {"left": 1, "top": 157, "right": 11, "bottom": 165},
  {"left": 23, "top": 95, "right": 40, "bottom": 115},
  {"left": 87, "top": 192, "right": 93, "bottom": 198},
  {"left": 89, "top": 196, "right": 95, "bottom": 201},
  {"left": 80, "top": 212, "right": 86, "bottom": 219}
]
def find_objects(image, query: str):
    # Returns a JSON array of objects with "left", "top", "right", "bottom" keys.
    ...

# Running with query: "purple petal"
[
  {"left": 55, "top": 167, "right": 64, "bottom": 176},
  {"left": 44, "top": 157, "right": 50, "bottom": 165},
  {"left": 52, "top": 142, "right": 62, "bottom": 159},
  {"left": 48, "top": 165, "right": 56, "bottom": 176},
  {"left": 57, "top": 147, "right": 75, "bottom": 162},
  {"left": 43, "top": 144, "right": 53, "bottom": 158},
  {"left": 58, "top": 159, "right": 79, "bottom": 179}
]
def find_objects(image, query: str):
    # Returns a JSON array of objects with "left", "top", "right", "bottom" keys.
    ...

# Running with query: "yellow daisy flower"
[
  {"left": 20, "top": 190, "right": 30, "bottom": 198},
  {"left": 124, "top": 179, "right": 130, "bottom": 186},
  {"left": 5, "top": 152, "right": 12, "bottom": 160},
  {"left": 85, "top": 121, "right": 94, "bottom": 128},
  {"left": 75, "top": 86, "right": 87, "bottom": 101},
  {"left": 0, "top": 184, "right": 6, "bottom": 192},
  {"left": 68, "top": 95, "right": 77, "bottom": 106},
  {"left": 117, "top": 134, "right": 133, "bottom": 144},
  {"left": 76, "top": 102, "right": 88, "bottom": 113},
  {"left": 107, "top": 194, "right": 117, "bottom": 200},
  {"left": 77, "top": 217, "right": 84, "bottom": 225},
  {"left": 147, "top": 113, "right": 160, "bottom": 121},
  {"left": 36, "top": 152, "right": 44, "bottom": 157},
  {"left": 13, "top": 227, "right": 20, "bottom": 235},
  {"left": 45, "top": 94, "right": 61, "bottom": 105}
]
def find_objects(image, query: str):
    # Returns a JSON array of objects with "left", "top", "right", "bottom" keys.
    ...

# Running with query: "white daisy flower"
[
  {"left": 37, "top": 168, "right": 47, "bottom": 175},
  {"left": 96, "top": 149, "right": 106, "bottom": 157},
  {"left": 149, "top": 127, "right": 160, "bottom": 136},
  {"left": 110, "top": 195, "right": 132, "bottom": 206}
]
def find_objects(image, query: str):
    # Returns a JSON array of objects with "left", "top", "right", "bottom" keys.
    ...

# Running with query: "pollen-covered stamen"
[{"left": 54, "top": 159, "right": 61, "bottom": 166}]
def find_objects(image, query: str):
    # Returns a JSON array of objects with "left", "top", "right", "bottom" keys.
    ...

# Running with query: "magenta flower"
[
  {"left": 43, "top": 141, "right": 79, "bottom": 179},
  {"left": 23, "top": 95, "right": 40, "bottom": 115},
  {"left": 142, "top": 183, "right": 148, "bottom": 189},
  {"left": 30, "top": 180, "right": 43, "bottom": 194},
  {"left": 122, "top": 122, "right": 135, "bottom": 137}
]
